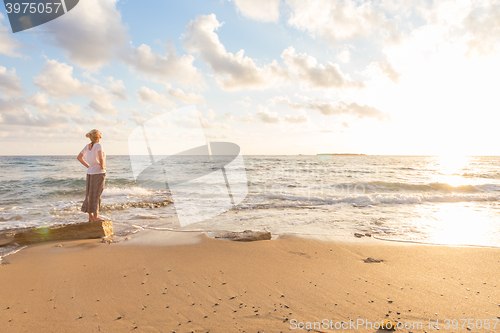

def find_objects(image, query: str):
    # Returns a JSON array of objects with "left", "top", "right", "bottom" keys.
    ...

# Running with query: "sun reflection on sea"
[
  {"left": 420, "top": 203, "right": 498, "bottom": 246},
  {"left": 432, "top": 154, "right": 472, "bottom": 187}
]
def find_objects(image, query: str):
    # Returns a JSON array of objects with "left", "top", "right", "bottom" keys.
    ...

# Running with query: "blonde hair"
[{"left": 86, "top": 129, "right": 102, "bottom": 143}]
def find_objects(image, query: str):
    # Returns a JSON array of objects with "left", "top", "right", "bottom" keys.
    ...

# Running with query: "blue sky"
[{"left": 1, "top": 0, "right": 499, "bottom": 155}]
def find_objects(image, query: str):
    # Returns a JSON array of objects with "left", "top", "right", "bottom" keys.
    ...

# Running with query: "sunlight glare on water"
[
  {"left": 425, "top": 203, "right": 498, "bottom": 246},
  {"left": 432, "top": 154, "right": 471, "bottom": 187}
]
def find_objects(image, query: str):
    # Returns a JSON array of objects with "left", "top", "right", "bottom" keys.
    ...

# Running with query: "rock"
[
  {"left": 380, "top": 319, "right": 396, "bottom": 331},
  {"left": 363, "top": 257, "right": 384, "bottom": 263},
  {"left": 214, "top": 230, "right": 271, "bottom": 242},
  {"left": 1, "top": 221, "right": 113, "bottom": 246},
  {"left": 0, "top": 232, "right": 15, "bottom": 246},
  {"left": 354, "top": 233, "right": 364, "bottom": 238}
]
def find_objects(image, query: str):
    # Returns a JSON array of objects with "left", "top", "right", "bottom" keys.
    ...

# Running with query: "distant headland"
[{"left": 316, "top": 153, "right": 366, "bottom": 156}]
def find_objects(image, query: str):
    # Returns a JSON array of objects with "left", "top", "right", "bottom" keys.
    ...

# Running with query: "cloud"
[
  {"left": 0, "top": 108, "right": 68, "bottom": 127},
  {"left": 269, "top": 95, "right": 303, "bottom": 109},
  {"left": 224, "top": 112, "right": 256, "bottom": 123},
  {"left": 121, "top": 41, "right": 204, "bottom": 85},
  {"left": 464, "top": 3, "right": 500, "bottom": 57},
  {"left": 55, "top": 102, "right": 81, "bottom": 115},
  {"left": 182, "top": 14, "right": 366, "bottom": 91},
  {"left": 256, "top": 108, "right": 280, "bottom": 124},
  {"left": 136, "top": 86, "right": 176, "bottom": 107},
  {"left": 0, "top": 66, "right": 24, "bottom": 96},
  {"left": 253, "top": 106, "right": 309, "bottom": 125},
  {"left": 206, "top": 109, "right": 216, "bottom": 120},
  {"left": 284, "top": 114, "right": 309, "bottom": 124},
  {"left": 308, "top": 101, "right": 388, "bottom": 120},
  {"left": 286, "top": 0, "right": 394, "bottom": 44},
  {"left": 71, "top": 113, "right": 125, "bottom": 127},
  {"left": 166, "top": 86, "right": 205, "bottom": 104},
  {"left": 34, "top": 59, "right": 120, "bottom": 115},
  {"left": 44, "top": 0, "right": 128, "bottom": 68},
  {"left": 34, "top": 60, "right": 89, "bottom": 99},
  {"left": 0, "top": 14, "right": 23, "bottom": 57},
  {"left": 269, "top": 95, "right": 389, "bottom": 120},
  {"left": 107, "top": 77, "right": 127, "bottom": 100},
  {"left": 199, "top": 113, "right": 231, "bottom": 130},
  {"left": 182, "top": 14, "right": 287, "bottom": 90},
  {"left": 0, "top": 97, "right": 25, "bottom": 114},
  {"left": 129, "top": 109, "right": 147, "bottom": 126},
  {"left": 87, "top": 100, "right": 118, "bottom": 115},
  {"left": 228, "top": 0, "right": 280, "bottom": 22},
  {"left": 281, "top": 46, "right": 364, "bottom": 89},
  {"left": 27, "top": 93, "right": 51, "bottom": 113},
  {"left": 236, "top": 96, "right": 252, "bottom": 107},
  {"left": 337, "top": 45, "right": 354, "bottom": 63},
  {"left": 370, "top": 60, "right": 401, "bottom": 83}
]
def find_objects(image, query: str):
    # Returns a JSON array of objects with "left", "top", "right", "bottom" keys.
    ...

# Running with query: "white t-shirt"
[{"left": 80, "top": 143, "right": 106, "bottom": 175}]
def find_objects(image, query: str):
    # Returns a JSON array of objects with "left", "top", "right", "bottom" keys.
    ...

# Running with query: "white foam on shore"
[
  {"left": 102, "top": 186, "right": 152, "bottom": 197},
  {"left": 118, "top": 229, "right": 205, "bottom": 246}
]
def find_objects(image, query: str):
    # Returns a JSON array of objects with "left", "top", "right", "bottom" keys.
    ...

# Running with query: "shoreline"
[{"left": 1, "top": 232, "right": 500, "bottom": 332}]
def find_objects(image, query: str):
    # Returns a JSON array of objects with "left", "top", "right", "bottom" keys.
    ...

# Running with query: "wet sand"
[{"left": 1, "top": 232, "right": 500, "bottom": 332}]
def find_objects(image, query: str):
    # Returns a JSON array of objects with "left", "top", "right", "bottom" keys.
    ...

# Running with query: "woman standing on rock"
[{"left": 77, "top": 129, "right": 106, "bottom": 222}]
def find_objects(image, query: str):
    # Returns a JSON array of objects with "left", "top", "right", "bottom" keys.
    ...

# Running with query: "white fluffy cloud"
[
  {"left": 26, "top": 93, "right": 51, "bottom": 113},
  {"left": 107, "top": 77, "right": 127, "bottom": 100},
  {"left": 121, "top": 41, "right": 204, "bottom": 85},
  {"left": 269, "top": 95, "right": 303, "bottom": 109},
  {"left": 229, "top": 0, "right": 281, "bottom": 22},
  {"left": 254, "top": 105, "right": 309, "bottom": 125},
  {"left": 0, "top": 108, "right": 68, "bottom": 127},
  {"left": 286, "top": 0, "right": 394, "bottom": 44},
  {"left": 0, "top": 66, "right": 24, "bottom": 96},
  {"left": 34, "top": 60, "right": 88, "bottom": 99},
  {"left": 464, "top": 2, "right": 500, "bottom": 56},
  {"left": 33, "top": 60, "right": 120, "bottom": 115},
  {"left": 44, "top": 0, "right": 128, "bottom": 68},
  {"left": 182, "top": 14, "right": 364, "bottom": 91},
  {"left": 270, "top": 95, "right": 388, "bottom": 120},
  {"left": 71, "top": 113, "right": 125, "bottom": 127},
  {"left": 182, "top": 14, "right": 288, "bottom": 90},
  {"left": 166, "top": 85, "right": 205, "bottom": 104},
  {"left": 136, "top": 86, "right": 176, "bottom": 108},
  {"left": 308, "top": 101, "right": 388, "bottom": 120},
  {"left": 0, "top": 97, "right": 24, "bottom": 114},
  {"left": 369, "top": 60, "right": 401, "bottom": 83},
  {"left": 55, "top": 102, "right": 81, "bottom": 115},
  {"left": 256, "top": 108, "right": 280, "bottom": 124},
  {"left": 0, "top": 14, "right": 23, "bottom": 57},
  {"left": 282, "top": 47, "right": 363, "bottom": 89},
  {"left": 284, "top": 114, "right": 308, "bottom": 124}
]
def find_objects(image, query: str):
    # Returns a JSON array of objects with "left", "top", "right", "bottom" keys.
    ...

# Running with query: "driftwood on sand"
[
  {"left": 0, "top": 220, "right": 113, "bottom": 246},
  {"left": 213, "top": 230, "right": 272, "bottom": 242}
]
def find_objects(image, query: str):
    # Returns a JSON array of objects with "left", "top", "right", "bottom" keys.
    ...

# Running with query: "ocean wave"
[
  {"left": 327, "top": 181, "right": 500, "bottom": 193},
  {"left": 102, "top": 186, "right": 152, "bottom": 197},
  {"left": 254, "top": 192, "right": 500, "bottom": 207}
]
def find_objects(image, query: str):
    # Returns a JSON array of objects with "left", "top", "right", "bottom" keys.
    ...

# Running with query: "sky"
[{"left": 0, "top": 0, "right": 499, "bottom": 156}]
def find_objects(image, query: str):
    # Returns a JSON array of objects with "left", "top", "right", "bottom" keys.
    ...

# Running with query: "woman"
[{"left": 77, "top": 129, "right": 107, "bottom": 222}]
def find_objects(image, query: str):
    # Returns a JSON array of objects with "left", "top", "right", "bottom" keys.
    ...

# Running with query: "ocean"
[{"left": 2, "top": 155, "right": 500, "bottom": 257}]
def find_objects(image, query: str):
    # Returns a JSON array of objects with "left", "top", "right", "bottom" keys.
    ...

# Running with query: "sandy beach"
[{"left": 1, "top": 233, "right": 500, "bottom": 332}]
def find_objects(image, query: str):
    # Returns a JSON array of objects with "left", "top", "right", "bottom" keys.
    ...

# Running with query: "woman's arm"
[
  {"left": 77, "top": 153, "right": 89, "bottom": 168},
  {"left": 98, "top": 150, "right": 106, "bottom": 171}
]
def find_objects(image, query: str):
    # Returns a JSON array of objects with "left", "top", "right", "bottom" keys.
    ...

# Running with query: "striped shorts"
[{"left": 81, "top": 173, "right": 106, "bottom": 214}]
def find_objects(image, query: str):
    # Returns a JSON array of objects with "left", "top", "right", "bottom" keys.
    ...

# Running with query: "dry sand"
[{"left": 1, "top": 232, "right": 500, "bottom": 332}]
